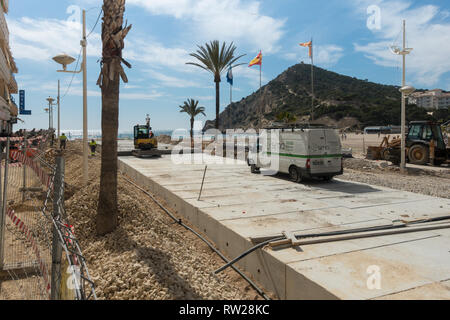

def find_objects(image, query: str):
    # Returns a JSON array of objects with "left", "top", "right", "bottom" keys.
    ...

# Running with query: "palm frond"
[
  {"left": 187, "top": 40, "right": 244, "bottom": 78},
  {"left": 179, "top": 99, "right": 206, "bottom": 119}
]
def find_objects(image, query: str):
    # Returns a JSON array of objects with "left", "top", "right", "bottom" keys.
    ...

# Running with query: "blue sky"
[{"left": 8, "top": 0, "right": 450, "bottom": 132}]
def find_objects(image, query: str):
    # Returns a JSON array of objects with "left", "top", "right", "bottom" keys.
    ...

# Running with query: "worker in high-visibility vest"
[
  {"left": 59, "top": 133, "right": 67, "bottom": 150},
  {"left": 89, "top": 140, "right": 97, "bottom": 156}
]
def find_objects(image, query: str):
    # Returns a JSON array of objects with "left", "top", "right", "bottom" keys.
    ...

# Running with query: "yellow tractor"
[{"left": 132, "top": 115, "right": 161, "bottom": 158}]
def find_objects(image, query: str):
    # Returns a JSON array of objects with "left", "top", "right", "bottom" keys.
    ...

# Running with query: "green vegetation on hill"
[{"left": 204, "top": 63, "right": 449, "bottom": 130}]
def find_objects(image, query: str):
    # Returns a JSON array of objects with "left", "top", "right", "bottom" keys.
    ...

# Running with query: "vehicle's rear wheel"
[
  {"left": 322, "top": 176, "right": 332, "bottom": 182},
  {"left": 250, "top": 164, "right": 260, "bottom": 174},
  {"left": 381, "top": 149, "right": 390, "bottom": 161},
  {"left": 289, "top": 166, "right": 302, "bottom": 183},
  {"left": 408, "top": 145, "right": 429, "bottom": 165}
]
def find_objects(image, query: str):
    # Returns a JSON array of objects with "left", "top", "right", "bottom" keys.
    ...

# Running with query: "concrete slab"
[
  {"left": 374, "top": 280, "right": 450, "bottom": 300},
  {"left": 118, "top": 155, "right": 450, "bottom": 300}
]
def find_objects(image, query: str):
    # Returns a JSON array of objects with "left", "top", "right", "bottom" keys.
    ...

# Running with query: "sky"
[{"left": 8, "top": 0, "right": 450, "bottom": 132}]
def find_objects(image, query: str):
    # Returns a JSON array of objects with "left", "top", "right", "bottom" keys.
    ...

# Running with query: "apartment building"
[
  {"left": 408, "top": 89, "right": 450, "bottom": 110},
  {"left": 0, "top": 0, "right": 18, "bottom": 135}
]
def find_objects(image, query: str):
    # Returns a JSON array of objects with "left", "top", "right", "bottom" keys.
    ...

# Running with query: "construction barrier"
[
  {"left": 10, "top": 150, "right": 52, "bottom": 189},
  {"left": 5, "top": 208, "right": 51, "bottom": 299}
]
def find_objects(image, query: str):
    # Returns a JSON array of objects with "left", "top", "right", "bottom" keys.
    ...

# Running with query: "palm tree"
[
  {"left": 179, "top": 99, "right": 206, "bottom": 150},
  {"left": 96, "top": 0, "right": 132, "bottom": 236},
  {"left": 187, "top": 41, "right": 245, "bottom": 130}
]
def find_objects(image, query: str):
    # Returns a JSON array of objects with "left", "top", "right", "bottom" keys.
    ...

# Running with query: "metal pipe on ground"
[
  {"left": 120, "top": 173, "right": 271, "bottom": 300},
  {"left": 214, "top": 217, "right": 450, "bottom": 275},
  {"left": 198, "top": 165, "right": 207, "bottom": 201}
]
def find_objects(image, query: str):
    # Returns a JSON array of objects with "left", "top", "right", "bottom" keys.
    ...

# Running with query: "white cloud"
[
  {"left": 232, "top": 65, "right": 268, "bottom": 87},
  {"left": 283, "top": 45, "right": 344, "bottom": 67},
  {"left": 127, "top": 0, "right": 286, "bottom": 53},
  {"left": 127, "top": 41, "right": 191, "bottom": 71},
  {"left": 352, "top": 0, "right": 450, "bottom": 87},
  {"left": 121, "top": 91, "right": 164, "bottom": 100},
  {"left": 7, "top": 16, "right": 101, "bottom": 62},
  {"left": 145, "top": 69, "right": 200, "bottom": 88}
]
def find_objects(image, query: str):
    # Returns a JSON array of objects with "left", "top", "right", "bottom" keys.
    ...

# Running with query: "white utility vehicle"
[{"left": 247, "top": 126, "right": 343, "bottom": 182}]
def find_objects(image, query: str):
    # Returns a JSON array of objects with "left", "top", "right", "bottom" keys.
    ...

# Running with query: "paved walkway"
[{"left": 119, "top": 154, "right": 450, "bottom": 300}]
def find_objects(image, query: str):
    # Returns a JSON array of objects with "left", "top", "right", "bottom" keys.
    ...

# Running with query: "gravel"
[
  {"left": 63, "top": 141, "right": 265, "bottom": 300},
  {"left": 341, "top": 158, "right": 450, "bottom": 199}
]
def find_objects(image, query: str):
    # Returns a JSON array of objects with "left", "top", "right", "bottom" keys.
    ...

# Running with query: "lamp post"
[
  {"left": 46, "top": 97, "right": 55, "bottom": 130},
  {"left": 57, "top": 80, "right": 60, "bottom": 140},
  {"left": 391, "top": 20, "right": 413, "bottom": 174},
  {"left": 52, "top": 9, "right": 88, "bottom": 185},
  {"left": 44, "top": 108, "right": 50, "bottom": 130}
]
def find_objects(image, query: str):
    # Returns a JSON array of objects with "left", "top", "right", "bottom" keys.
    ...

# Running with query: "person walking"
[
  {"left": 89, "top": 139, "right": 97, "bottom": 156},
  {"left": 59, "top": 133, "right": 67, "bottom": 150}
]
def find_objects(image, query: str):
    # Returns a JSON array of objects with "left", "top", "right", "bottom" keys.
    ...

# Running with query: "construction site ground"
[
  {"left": 61, "top": 141, "right": 265, "bottom": 300},
  {"left": 118, "top": 145, "right": 450, "bottom": 300}
]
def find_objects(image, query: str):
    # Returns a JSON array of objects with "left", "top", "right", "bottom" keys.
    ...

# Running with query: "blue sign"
[
  {"left": 19, "top": 90, "right": 25, "bottom": 108},
  {"left": 19, "top": 90, "right": 32, "bottom": 115}
]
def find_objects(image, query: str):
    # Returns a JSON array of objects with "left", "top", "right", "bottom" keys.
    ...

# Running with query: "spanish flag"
[
  {"left": 300, "top": 41, "right": 312, "bottom": 58},
  {"left": 248, "top": 51, "right": 262, "bottom": 67}
]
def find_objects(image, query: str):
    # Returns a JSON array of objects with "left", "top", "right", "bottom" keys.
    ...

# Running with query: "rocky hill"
[{"left": 204, "top": 63, "right": 444, "bottom": 131}]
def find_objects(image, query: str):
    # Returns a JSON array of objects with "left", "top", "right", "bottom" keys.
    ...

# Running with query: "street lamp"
[
  {"left": 52, "top": 9, "right": 88, "bottom": 185},
  {"left": 391, "top": 20, "right": 413, "bottom": 174},
  {"left": 400, "top": 85, "right": 415, "bottom": 96}
]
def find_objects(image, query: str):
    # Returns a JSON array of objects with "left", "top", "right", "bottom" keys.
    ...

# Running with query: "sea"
[
  {"left": 62, "top": 130, "right": 174, "bottom": 140},
  {"left": 61, "top": 129, "right": 259, "bottom": 142}
]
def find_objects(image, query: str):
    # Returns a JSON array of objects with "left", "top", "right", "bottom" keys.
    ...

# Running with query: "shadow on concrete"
[
  {"left": 102, "top": 227, "right": 203, "bottom": 300},
  {"left": 264, "top": 172, "right": 381, "bottom": 195}
]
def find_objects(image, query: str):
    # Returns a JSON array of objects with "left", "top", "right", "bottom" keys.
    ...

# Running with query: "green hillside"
[{"left": 204, "top": 63, "right": 449, "bottom": 130}]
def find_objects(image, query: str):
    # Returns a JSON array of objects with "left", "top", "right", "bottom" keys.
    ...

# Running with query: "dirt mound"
[
  {"left": 342, "top": 157, "right": 450, "bottom": 199},
  {"left": 157, "top": 134, "right": 181, "bottom": 145},
  {"left": 62, "top": 141, "right": 263, "bottom": 300}
]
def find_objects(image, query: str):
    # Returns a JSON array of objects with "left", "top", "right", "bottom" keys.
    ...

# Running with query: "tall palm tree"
[
  {"left": 96, "top": 0, "right": 132, "bottom": 236},
  {"left": 179, "top": 99, "right": 206, "bottom": 150},
  {"left": 187, "top": 41, "right": 245, "bottom": 130}
]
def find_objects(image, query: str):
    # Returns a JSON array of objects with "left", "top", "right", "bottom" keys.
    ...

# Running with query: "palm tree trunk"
[
  {"left": 215, "top": 80, "right": 220, "bottom": 130},
  {"left": 96, "top": 0, "right": 131, "bottom": 236},
  {"left": 97, "top": 75, "right": 120, "bottom": 235},
  {"left": 190, "top": 117, "right": 194, "bottom": 151}
]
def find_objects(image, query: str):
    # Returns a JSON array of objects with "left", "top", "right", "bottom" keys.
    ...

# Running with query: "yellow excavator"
[{"left": 132, "top": 115, "right": 162, "bottom": 158}]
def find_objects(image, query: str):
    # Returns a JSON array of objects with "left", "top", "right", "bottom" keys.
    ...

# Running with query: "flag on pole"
[
  {"left": 248, "top": 51, "right": 262, "bottom": 67},
  {"left": 299, "top": 41, "right": 313, "bottom": 57},
  {"left": 226, "top": 67, "right": 233, "bottom": 86}
]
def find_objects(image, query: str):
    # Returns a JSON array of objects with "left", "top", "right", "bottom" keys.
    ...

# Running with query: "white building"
[
  {"left": 408, "top": 89, "right": 450, "bottom": 110},
  {"left": 0, "top": 0, "right": 18, "bottom": 135}
]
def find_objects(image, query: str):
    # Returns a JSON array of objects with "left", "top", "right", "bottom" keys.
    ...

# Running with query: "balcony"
[
  {"left": 9, "top": 98, "right": 17, "bottom": 116},
  {"left": 0, "top": 46, "right": 11, "bottom": 84},
  {"left": 8, "top": 71, "right": 17, "bottom": 93},
  {"left": 0, "top": 93, "right": 10, "bottom": 121},
  {"left": 0, "top": 3, "right": 8, "bottom": 44}
]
